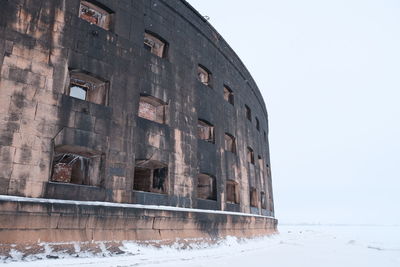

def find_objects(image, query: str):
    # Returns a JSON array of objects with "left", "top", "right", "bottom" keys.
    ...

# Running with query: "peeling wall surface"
[{"left": 0, "top": 0, "right": 276, "bottom": 242}]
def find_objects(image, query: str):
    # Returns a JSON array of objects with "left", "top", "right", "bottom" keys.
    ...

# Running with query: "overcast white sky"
[{"left": 188, "top": 0, "right": 400, "bottom": 225}]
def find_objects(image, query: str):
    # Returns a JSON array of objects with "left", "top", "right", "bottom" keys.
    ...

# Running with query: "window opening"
[
  {"left": 245, "top": 105, "right": 252, "bottom": 121},
  {"left": 138, "top": 95, "right": 167, "bottom": 124},
  {"left": 198, "top": 65, "right": 211, "bottom": 86},
  {"left": 51, "top": 151, "right": 102, "bottom": 186},
  {"left": 261, "top": 191, "right": 267, "bottom": 209},
  {"left": 144, "top": 32, "right": 167, "bottom": 58},
  {"left": 197, "top": 173, "right": 217, "bottom": 200},
  {"left": 256, "top": 117, "right": 260, "bottom": 131},
  {"left": 224, "top": 133, "right": 236, "bottom": 153},
  {"left": 247, "top": 147, "right": 255, "bottom": 164},
  {"left": 226, "top": 180, "right": 239, "bottom": 204},
  {"left": 79, "top": 1, "right": 111, "bottom": 30},
  {"left": 258, "top": 155, "right": 263, "bottom": 167},
  {"left": 69, "top": 72, "right": 108, "bottom": 105},
  {"left": 250, "top": 187, "right": 258, "bottom": 207},
  {"left": 223, "top": 85, "right": 234, "bottom": 105},
  {"left": 197, "top": 119, "right": 214, "bottom": 143},
  {"left": 266, "top": 164, "right": 271, "bottom": 177},
  {"left": 133, "top": 160, "right": 168, "bottom": 194}
]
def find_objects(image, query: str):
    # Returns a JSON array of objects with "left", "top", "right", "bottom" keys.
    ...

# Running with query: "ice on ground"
[{"left": 3, "top": 225, "right": 400, "bottom": 267}]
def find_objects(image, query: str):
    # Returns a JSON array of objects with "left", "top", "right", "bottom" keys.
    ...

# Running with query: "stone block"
[
  {"left": 0, "top": 146, "right": 16, "bottom": 163},
  {"left": 0, "top": 162, "right": 13, "bottom": 178}
]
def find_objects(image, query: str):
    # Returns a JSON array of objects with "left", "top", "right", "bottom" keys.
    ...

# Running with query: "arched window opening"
[
  {"left": 133, "top": 160, "right": 168, "bottom": 194},
  {"left": 198, "top": 65, "right": 212, "bottom": 87},
  {"left": 256, "top": 117, "right": 260, "bottom": 131},
  {"left": 79, "top": 1, "right": 112, "bottom": 30},
  {"left": 197, "top": 119, "right": 214, "bottom": 143},
  {"left": 144, "top": 31, "right": 168, "bottom": 58},
  {"left": 247, "top": 147, "right": 255, "bottom": 164},
  {"left": 260, "top": 192, "right": 267, "bottom": 209},
  {"left": 223, "top": 85, "right": 234, "bottom": 105},
  {"left": 226, "top": 180, "right": 239, "bottom": 204},
  {"left": 50, "top": 146, "right": 103, "bottom": 187},
  {"left": 224, "top": 133, "right": 236, "bottom": 153},
  {"left": 245, "top": 105, "right": 252, "bottom": 121},
  {"left": 68, "top": 71, "right": 108, "bottom": 105},
  {"left": 250, "top": 187, "right": 258, "bottom": 207},
  {"left": 266, "top": 164, "right": 271, "bottom": 177},
  {"left": 197, "top": 173, "right": 216, "bottom": 200},
  {"left": 138, "top": 95, "right": 167, "bottom": 124}
]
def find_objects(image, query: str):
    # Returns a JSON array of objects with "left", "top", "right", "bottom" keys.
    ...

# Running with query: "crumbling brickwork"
[{"left": 0, "top": 0, "right": 275, "bottom": 227}]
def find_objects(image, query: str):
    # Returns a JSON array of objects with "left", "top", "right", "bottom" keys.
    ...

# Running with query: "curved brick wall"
[{"left": 0, "top": 0, "right": 276, "bottom": 242}]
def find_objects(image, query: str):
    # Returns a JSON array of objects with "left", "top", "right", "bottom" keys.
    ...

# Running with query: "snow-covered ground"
[{"left": 4, "top": 225, "right": 400, "bottom": 267}]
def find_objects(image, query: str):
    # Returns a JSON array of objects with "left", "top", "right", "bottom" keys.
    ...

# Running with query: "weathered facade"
[{"left": 0, "top": 0, "right": 276, "bottom": 246}]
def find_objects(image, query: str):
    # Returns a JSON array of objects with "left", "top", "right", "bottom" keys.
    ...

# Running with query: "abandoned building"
[{"left": 0, "top": 0, "right": 277, "bottom": 246}]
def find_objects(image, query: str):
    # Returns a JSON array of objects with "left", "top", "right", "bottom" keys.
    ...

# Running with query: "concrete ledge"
[{"left": 0, "top": 195, "right": 277, "bottom": 245}]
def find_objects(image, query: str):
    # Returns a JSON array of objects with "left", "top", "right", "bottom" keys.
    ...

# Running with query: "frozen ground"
[{"left": 4, "top": 225, "right": 400, "bottom": 267}]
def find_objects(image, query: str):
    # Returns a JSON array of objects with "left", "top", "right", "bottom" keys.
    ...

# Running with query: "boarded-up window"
[
  {"left": 138, "top": 95, "right": 167, "bottom": 124},
  {"left": 51, "top": 150, "right": 103, "bottom": 187},
  {"left": 245, "top": 105, "right": 252, "bottom": 121},
  {"left": 256, "top": 117, "right": 260, "bottom": 131},
  {"left": 226, "top": 180, "right": 239, "bottom": 204},
  {"left": 247, "top": 147, "right": 254, "bottom": 164},
  {"left": 144, "top": 32, "right": 167, "bottom": 58},
  {"left": 69, "top": 72, "right": 108, "bottom": 105},
  {"left": 261, "top": 191, "right": 266, "bottom": 209},
  {"left": 224, "top": 133, "right": 236, "bottom": 153},
  {"left": 197, "top": 119, "right": 214, "bottom": 143},
  {"left": 79, "top": 1, "right": 111, "bottom": 30},
  {"left": 197, "top": 173, "right": 216, "bottom": 200},
  {"left": 133, "top": 160, "right": 168, "bottom": 194},
  {"left": 223, "top": 85, "right": 234, "bottom": 105},
  {"left": 250, "top": 187, "right": 258, "bottom": 207},
  {"left": 198, "top": 65, "right": 211, "bottom": 86}
]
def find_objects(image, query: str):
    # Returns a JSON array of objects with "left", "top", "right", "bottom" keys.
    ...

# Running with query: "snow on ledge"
[{"left": 0, "top": 195, "right": 275, "bottom": 219}]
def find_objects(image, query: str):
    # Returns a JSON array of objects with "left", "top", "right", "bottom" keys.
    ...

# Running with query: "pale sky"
[{"left": 188, "top": 0, "right": 400, "bottom": 225}]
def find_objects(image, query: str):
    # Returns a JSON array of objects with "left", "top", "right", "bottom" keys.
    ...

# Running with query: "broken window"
[
  {"left": 133, "top": 160, "right": 168, "bottom": 194},
  {"left": 223, "top": 85, "right": 234, "bottom": 105},
  {"left": 245, "top": 105, "right": 252, "bottom": 121},
  {"left": 256, "top": 117, "right": 260, "bottom": 131},
  {"left": 68, "top": 72, "right": 108, "bottom": 105},
  {"left": 197, "top": 173, "right": 217, "bottom": 200},
  {"left": 144, "top": 32, "right": 167, "bottom": 58},
  {"left": 224, "top": 133, "right": 236, "bottom": 153},
  {"left": 197, "top": 119, "right": 214, "bottom": 143},
  {"left": 79, "top": 1, "right": 111, "bottom": 30},
  {"left": 50, "top": 150, "right": 103, "bottom": 187},
  {"left": 260, "top": 191, "right": 267, "bottom": 209},
  {"left": 198, "top": 65, "right": 211, "bottom": 87},
  {"left": 138, "top": 95, "right": 167, "bottom": 124},
  {"left": 226, "top": 180, "right": 239, "bottom": 204},
  {"left": 247, "top": 147, "right": 255, "bottom": 164},
  {"left": 250, "top": 187, "right": 258, "bottom": 207}
]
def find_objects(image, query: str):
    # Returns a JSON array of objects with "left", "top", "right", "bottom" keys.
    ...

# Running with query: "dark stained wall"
[{"left": 0, "top": 0, "right": 274, "bottom": 217}]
